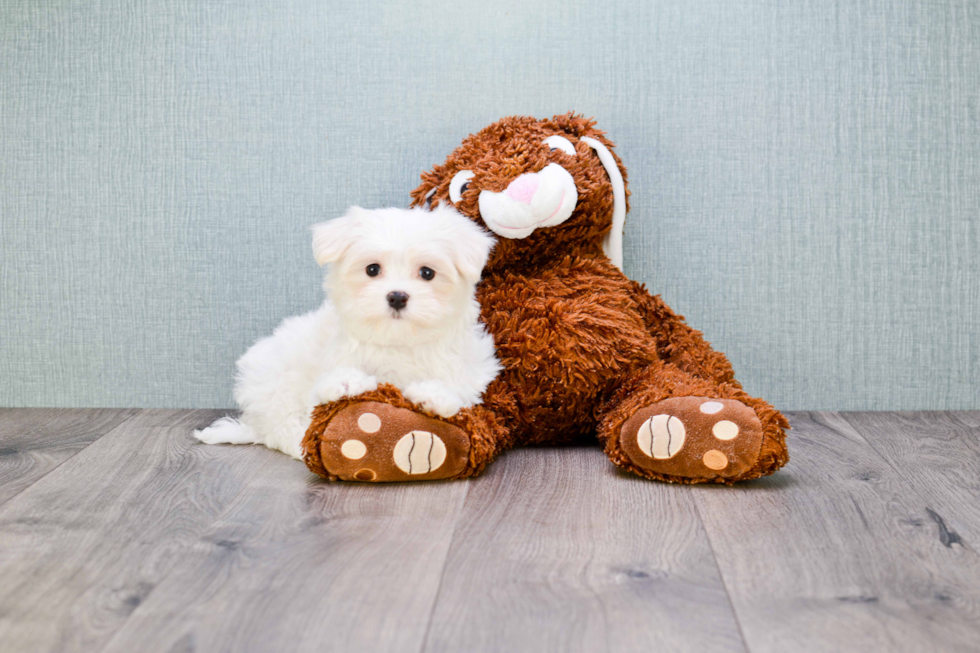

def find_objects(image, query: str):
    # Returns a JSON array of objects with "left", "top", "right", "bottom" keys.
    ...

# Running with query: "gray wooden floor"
[{"left": 1, "top": 410, "right": 979, "bottom": 653}]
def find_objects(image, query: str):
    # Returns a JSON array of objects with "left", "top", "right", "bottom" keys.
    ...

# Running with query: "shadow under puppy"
[{"left": 195, "top": 205, "right": 500, "bottom": 460}]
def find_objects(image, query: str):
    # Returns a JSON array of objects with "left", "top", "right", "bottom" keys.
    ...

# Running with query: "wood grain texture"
[
  {"left": 2, "top": 409, "right": 979, "bottom": 653},
  {"left": 694, "top": 412, "right": 980, "bottom": 653},
  {"left": 0, "top": 409, "right": 275, "bottom": 653},
  {"left": 0, "top": 408, "right": 139, "bottom": 506},
  {"left": 423, "top": 446, "right": 746, "bottom": 653},
  {"left": 841, "top": 412, "right": 980, "bottom": 544},
  {"left": 99, "top": 453, "right": 469, "bottom": 653}
]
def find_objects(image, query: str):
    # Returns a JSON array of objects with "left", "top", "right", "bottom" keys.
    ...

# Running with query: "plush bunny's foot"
[
  {"left": 619, "top": 397, "right": 764, "bottom": 481},
  {"left": 307, "top": 402, "right": 470, "bottom": 482}
]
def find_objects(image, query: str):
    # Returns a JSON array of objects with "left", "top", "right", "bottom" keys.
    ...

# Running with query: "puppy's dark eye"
[
  {"left": 419, "top": 267, "right": 435, "bottom": 281},
  {"left": 459, "top": 182, "right": 469, "bottom": 195},
  {"left": 366, "top": 263, "right": 381, "bottom": 277}
]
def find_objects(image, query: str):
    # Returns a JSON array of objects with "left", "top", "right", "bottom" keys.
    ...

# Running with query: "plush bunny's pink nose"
[{"left": 506, "top": 174, "right": 539, "bottom": 204}]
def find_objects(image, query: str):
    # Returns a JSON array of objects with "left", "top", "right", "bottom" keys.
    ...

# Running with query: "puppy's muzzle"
[{"left": 387, "top": 291, "right": 409, "bottom": 311}]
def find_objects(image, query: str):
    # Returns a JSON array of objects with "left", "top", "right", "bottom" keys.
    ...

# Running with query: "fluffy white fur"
[{"left": 194, "top": 205, "right": 501, "bottom": 460}]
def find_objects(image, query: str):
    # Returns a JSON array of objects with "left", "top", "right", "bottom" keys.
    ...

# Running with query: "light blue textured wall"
[{"left": 2, "top": 0, "right": 978, "bottom": 410}]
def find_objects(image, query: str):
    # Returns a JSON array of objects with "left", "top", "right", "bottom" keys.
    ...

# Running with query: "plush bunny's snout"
[{"left": 477, "top": 163, "right": 578, "bottom": 240}]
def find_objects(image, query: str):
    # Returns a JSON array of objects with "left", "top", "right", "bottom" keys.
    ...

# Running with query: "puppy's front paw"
[
  {"left": 310, "top": 368, "right": 379, "bottom": 406},
  {"left": 403, "top": 381, "right": 464, "bottom": 418}
]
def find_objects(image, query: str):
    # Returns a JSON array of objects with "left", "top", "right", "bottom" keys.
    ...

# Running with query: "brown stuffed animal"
[{"left": 303, "top": 113, "right": 789, "bottom": 484}]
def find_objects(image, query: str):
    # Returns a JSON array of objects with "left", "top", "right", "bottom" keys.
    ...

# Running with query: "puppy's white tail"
[{"left": 194, "top": 416, "right": 257, "bottom": 446}]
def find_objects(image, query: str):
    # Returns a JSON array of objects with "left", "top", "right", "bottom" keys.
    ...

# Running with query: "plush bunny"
[{"left": 303, "top": 113, "right": 789, "bottom": 484}]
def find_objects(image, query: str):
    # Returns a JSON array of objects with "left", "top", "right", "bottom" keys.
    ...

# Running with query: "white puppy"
[{"left": 195, "top": 205, "right": 500, "bottom": 460}]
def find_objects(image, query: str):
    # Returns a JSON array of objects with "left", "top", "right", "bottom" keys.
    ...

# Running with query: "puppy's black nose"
[{"left": 387, "top": 291, "right": 409, "bottom": 311}]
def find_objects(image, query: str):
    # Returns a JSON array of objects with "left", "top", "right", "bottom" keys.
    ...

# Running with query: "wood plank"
[
  {"left": 423, "top": 446, "right": 747, "bottom": 653},
  {"left": 0, "top": 409, "right": 275, "bottom": 653},
  {"left": 841, "top": 411, "right": 980, "bottom": 543},
  {"left": 98, "top": 453, "right": 469, "bottom": 653},
  {"left": 694, "top": 412, "right": 980, "bottom": 653},
  {"left": 0, "top": 408, "right": 139, "bottom": 506}
]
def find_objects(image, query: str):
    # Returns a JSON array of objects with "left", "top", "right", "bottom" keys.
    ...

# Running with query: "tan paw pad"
[
  {"left": 700, "top": 401, "right": 724, "bottom": 414},
  {"left": 340, "top": 439, "right": 367, "bottom": 459},
  {"left": 712, "top": 420, "right": 739, "bottom": 440},
  {"left": 636, "top": 415, "right": 686, "bottom": 459},
  {"left": 702, "top": 450, "right": 729, "bottom": 470},
  {"left": 393, "top": 431, "right": 447, "bottom": 474},
  {"left": 357, "top": 412, "right": 381, "bottom": 433}
]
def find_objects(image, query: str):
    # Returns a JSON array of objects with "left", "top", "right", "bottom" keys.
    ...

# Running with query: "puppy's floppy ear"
[
  {"left": 442, "top": 207, "right": 495, "bottom": 284},
  {"left": 311, "top": 206, "right": 365, "bottom": 265}
]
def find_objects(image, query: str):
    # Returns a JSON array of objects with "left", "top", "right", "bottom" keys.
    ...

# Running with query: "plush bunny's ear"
[
  {"left": 311, "top": 207, "right": 365, "bottom": 265},
  {"left": 581, "top": 137, "right": 626, "bottom": 270}
]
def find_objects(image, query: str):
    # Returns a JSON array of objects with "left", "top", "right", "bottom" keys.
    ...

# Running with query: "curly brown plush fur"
[{"left": 304, "top": 113, "right": 788, "bottom": 484}]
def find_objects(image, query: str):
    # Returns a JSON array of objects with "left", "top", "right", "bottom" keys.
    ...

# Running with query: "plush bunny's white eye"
[
  {"left": 543, "top": 135, "right": 576, "bottom": 156},
  {"left": 449, "top": 170, "right": 475, "bottom": 203}
]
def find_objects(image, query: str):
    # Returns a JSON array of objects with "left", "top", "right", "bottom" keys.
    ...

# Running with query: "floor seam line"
[
  {"left": 0, "top": 408, "right": 144, "bottom": 510},
  {"left": 418, "top": 480, "right": 472, "bottom": 653},
  {"left": 691, "top": 489, "right": 753, "bottom": 653},
  {"left": 836, "top": 410, "right": 980, "bottom": 555},
  {"left": 94, "top": 428, "right": 280, "bottom": 653}
]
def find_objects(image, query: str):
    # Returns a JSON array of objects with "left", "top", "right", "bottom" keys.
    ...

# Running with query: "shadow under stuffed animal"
[{"left": 303, "top": 113, "right": 789, "bottom": 484}]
